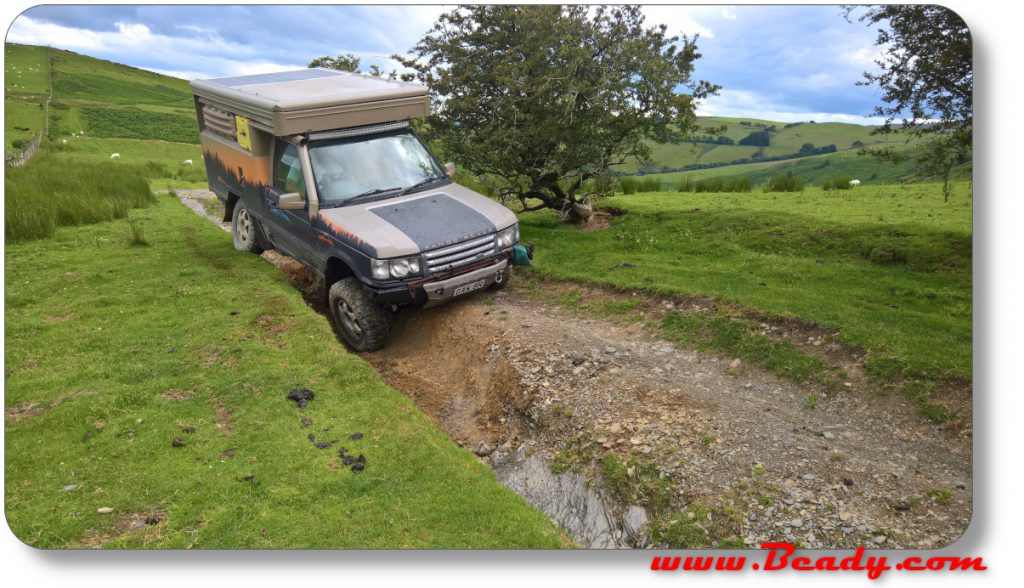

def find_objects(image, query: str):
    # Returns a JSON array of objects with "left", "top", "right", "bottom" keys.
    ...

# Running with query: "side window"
[{"left": 273, "top": 141, "right": 306, "bottom": 198}]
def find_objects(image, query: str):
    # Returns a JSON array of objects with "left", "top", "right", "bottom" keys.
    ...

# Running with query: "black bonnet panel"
[{"left": 370, "top": 194, "right": 496, "bottom": 251}]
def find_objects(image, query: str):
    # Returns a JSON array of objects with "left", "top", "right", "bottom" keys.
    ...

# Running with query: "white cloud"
[
  {"left": 842, "top": 47, "right": 876, "bottom": 66},
  {"left": 697, "top": 89, "right": 887, "bottom": 125},
  {"left": 6, "top": 15, "right": 304, "bottom": 79},
  {"left": 642, "top": 5, "right": 715, "bottom": 38},
  {"left": 780, "top": 72, "right": 847, "bottom": 91},
  {"left": 721, "top": 6, "right": 738, "bottom": 21}
]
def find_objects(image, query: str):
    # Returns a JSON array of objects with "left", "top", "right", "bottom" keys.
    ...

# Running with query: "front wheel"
[
  {"left": 231, "top": 202, "right": 264, "bottom": 254},
  {"left": 329, "top": 278, "right": 390, "bottom": 351}
]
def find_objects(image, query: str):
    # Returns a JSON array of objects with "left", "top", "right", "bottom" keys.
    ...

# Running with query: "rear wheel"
[
  {"left": 329, "top": 278, "right": 390, "bottom": 351},
  {"left": 231, "top": 202, "right": 264, "bottom": 254}
]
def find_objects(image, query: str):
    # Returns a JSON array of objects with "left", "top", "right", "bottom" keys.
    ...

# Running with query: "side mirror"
[
  {"left": 444, "top": 161, "right": 456, "bottom": 177},
  {"left": 278, "top": 192, "right": 305, "bottom": 210}
]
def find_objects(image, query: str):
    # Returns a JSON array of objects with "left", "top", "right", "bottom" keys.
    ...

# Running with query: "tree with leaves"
[
  {"left": 845, "top": 5, "right": 972, "bottom": 201},
  {"left": 394, "top": 5, "right": 718, "bottom": 222},
  {"left": 309, "top": 53, "right": 409, "bottom": 81},
  {"left": 308, "top": 53, "right": 361, "bottom": 72}
]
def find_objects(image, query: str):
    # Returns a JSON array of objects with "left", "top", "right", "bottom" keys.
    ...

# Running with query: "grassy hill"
[
  {"left": 4, "top": 44, "right": 50, "bottom": 151},
  {"left": 12, "top": 45, "right": 206, "bottom": 188},
  {"left": 616, "top": 115, "right": 922, "bottom": 177},
  {"left": 637, "top": 146, "right": 927, "bottom": 189}
]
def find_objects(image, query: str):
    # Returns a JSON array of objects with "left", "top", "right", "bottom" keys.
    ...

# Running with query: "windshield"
[{"left": 308, "top": 130, "right": 448, "bottom": 206}]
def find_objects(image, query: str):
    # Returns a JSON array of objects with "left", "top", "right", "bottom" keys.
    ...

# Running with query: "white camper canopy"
[{"left": 190, "top": 69, "right": 429, "bottom": 137}]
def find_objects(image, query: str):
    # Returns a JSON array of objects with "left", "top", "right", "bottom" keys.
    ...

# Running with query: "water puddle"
[{"left": 491, "top": 446, "right": 647, "bottom": 548}]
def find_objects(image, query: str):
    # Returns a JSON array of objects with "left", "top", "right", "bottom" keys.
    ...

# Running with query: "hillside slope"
[
  {"left": 616, "top": 115, "right": 920, "bottom": 176},
  {"left": 4, "top": 44, "right": 50, "bottom": 151},
  {"left": 7, "top": 44, "right": 205, "bottom": 187}
]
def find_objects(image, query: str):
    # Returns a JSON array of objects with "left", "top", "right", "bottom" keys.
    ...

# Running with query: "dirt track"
[{"left": 177, "top": 189, "right": 972, "bottom": 549}]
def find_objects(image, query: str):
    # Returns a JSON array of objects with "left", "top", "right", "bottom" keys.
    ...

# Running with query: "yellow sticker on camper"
[{"left": 235, "top": 115, "right": 252, "bottom": 151}]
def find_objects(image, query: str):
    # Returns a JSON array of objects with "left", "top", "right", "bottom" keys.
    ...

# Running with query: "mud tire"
[
  {"left": 231, "top": 202, "right": 264, "bottom": 254},
  {"left": 329, "top": 278, "right": 390, "bottom": 351}
]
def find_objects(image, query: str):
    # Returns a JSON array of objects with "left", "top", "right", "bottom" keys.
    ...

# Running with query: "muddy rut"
[{"left": 177, "top": 189, "right": 972, "bottom": 549}]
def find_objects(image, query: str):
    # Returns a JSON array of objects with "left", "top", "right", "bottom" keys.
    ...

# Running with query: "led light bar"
[{"left": 307, "top": 120, "right": 411, "bottom": 142}]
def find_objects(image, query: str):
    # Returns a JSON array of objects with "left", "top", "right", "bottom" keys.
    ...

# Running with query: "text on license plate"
[{"left": 452, "top": 279, "right": 487, "bottom": 297}]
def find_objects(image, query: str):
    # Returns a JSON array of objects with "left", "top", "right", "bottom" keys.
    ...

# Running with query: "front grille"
[{"left": 424, "top": 234, "right": 496, "bottom": 273}]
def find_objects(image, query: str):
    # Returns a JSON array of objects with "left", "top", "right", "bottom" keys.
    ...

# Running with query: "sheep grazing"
[
  {"left": 110, "top": 153, "right": 120, "bottom": 160},
  {"left": 182, "top": 159, "right": 193, "bottom": 166},
  {"left": 849, "top": 179, "right": 861, "bottom": 187}
]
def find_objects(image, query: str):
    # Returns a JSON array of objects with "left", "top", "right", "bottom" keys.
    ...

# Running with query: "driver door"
[{"left": 262, "top": 140, "right": 319, "bottom": 266}]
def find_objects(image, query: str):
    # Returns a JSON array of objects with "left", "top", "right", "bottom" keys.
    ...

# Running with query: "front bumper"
[
  {"left": 365, "top": 253, "right": 511, "bottom": 307},
  {"left": 421, "top": 259, "right": 508, "bottom": 308}
]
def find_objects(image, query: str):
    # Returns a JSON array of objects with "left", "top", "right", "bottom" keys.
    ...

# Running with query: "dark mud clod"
[
  {"left": 315, "top": 441, "right": 333, "bottom": 450},
  {"left": 171, "top": 438, "right": 186, "bottom": 448},
  {"left": 351, "top": 462, "right": 365, "bottom": 472},
  {"left": 144, "top": 512, "right": 163, "bottom": 525},
  {"left": 181, "top": 426, "right": 196, "bottom": 434},
  {"left": 348, "top": 432, "right": 363, "bottom": 440},
  {"left": 286, "top": 388, "right": 315, "bottom": 408},
  {"left": 301, "top": 417, "right": 313, "bottom": 427},
  {"left": 342, "top": 455, "right": 355, "bottom": 465},
  {"left": 307, "top": 433, "right": 315, "bottom": 442}
]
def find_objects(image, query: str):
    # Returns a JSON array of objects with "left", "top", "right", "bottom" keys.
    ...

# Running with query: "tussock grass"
[
  {"left": 5, "top": 155, "right": 154, "bottom": 241},
  {"left": 123, "top": 217, "right": 149, "bottom": 246},
  {"left": 764, "top": 171, "right": 805, "bottom": 192},
  {"left": 619, "top": 176, "right": 662, "bottom": 194}
]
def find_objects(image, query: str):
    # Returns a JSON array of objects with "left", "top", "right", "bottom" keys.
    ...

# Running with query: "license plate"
[{"left": 452, "top": 279, "right": 487, "bottom": 297}]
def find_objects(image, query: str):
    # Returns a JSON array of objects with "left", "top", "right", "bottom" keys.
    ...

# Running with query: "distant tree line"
[{"left": 694, "top": 134, "right": 735, "bottom": 145}]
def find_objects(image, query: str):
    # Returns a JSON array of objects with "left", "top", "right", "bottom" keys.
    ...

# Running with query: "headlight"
[
  {"left": 497, "top": 224, "right": 518, "bottom": 249},
  {"left": 371, "top": 256, "right": 422, "bottom": 280},
  {"left": 370, "top": 259, "right": 390, "bottom": 280}
]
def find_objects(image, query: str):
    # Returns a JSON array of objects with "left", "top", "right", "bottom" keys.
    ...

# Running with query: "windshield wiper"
[
  {"left": 402, "top": 176, "right": 448, "bottom": 195},
  {"left": 347, "top": 186, "right": 403, "bottom": 203}
]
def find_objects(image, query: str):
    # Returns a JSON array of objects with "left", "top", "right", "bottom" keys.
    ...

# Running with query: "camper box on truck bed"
[
  {"left": 187, "top": 69, "right": 526, "bottom": 353},
  {"left": 189, "top": 68, "right": 429, "bottom": 136}
]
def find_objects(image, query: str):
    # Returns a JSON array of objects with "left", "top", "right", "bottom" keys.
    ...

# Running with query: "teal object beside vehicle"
[{"left": 512, "top": 243, "right": 533, "bottom": 266}]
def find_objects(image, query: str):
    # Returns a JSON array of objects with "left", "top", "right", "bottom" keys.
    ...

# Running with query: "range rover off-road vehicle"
[{"left": 190, "top": 69, "right": 530, "bottom": 351}]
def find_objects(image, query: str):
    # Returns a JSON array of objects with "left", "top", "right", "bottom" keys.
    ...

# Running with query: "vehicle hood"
[{"left": 315, "top": 182, "right": 518, "bottom": 258}]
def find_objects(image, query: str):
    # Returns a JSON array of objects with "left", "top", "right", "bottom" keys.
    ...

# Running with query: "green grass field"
[
  {"left": 4, "top": 44, "right": 50, "bottom": 150},
  {"left": 4, "top": 197, "right": 566, "bottom": 548},
  {"left": 28, "top": 44, "right": 205, "bottom": 187},
  {"left": 628, "top": 146, "right": 951, "bottom": 190},
  {"left": 49, "top": 47, "right": 192, "bottom": 107},
  {"left": 520, "top": 182, "right": 972, "bottom": 388},
  {"left": 615, "top": 116, "right": 916, "bottom": 174},
  {"left": 5, "top": 43, "right": 49, "bottom": 94},
  {"left": 4, "top": 97, "right": 47, "bottom": 150},
  {"left": 5, "top": 44, "right": 568, "bottom": 549}
]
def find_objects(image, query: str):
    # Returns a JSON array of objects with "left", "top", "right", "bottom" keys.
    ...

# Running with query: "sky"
[{"left": 4, "top": 4, "right": 896, "bottom": 124}]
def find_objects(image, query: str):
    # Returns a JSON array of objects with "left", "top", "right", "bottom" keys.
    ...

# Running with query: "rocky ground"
[{"left": 177, "top": 189, "right": 973, "bottom": 549}]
